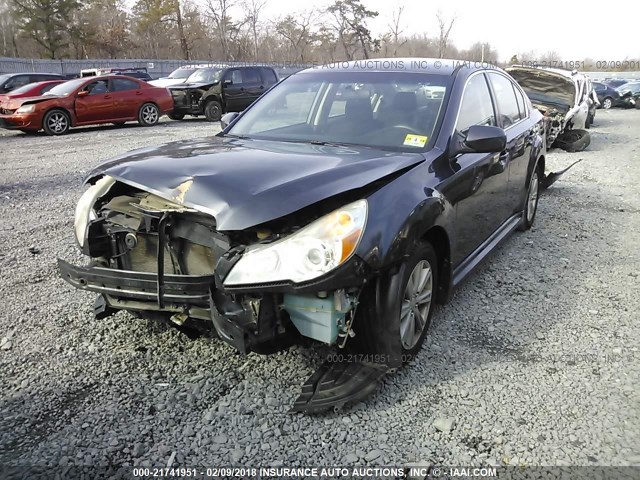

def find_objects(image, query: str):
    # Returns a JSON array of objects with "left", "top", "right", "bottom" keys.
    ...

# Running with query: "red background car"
[
  {"left": 0, "top": 80, "right": 65, "bottom": 106},
  {"left": 0, "top": 76, "right": 174, "bottom": 135}
]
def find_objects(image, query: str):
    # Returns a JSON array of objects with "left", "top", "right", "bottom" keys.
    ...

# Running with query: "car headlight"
[
  {"left": 74, "top": 176, "right": 116, "bottom": 248},
  {"left": 224, "top": 200, "right": 368, "bottom": 286},
  {"left": 16, "top": 104, "right": 35, "bottom": 114}
]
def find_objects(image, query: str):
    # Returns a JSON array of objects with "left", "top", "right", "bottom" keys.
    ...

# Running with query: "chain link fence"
[{"left": 0, "top": 57, "right": 312, "bottom": 78}]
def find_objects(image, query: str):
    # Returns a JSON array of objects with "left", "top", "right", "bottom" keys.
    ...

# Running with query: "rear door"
[
  {"left": 486, "top": 72, "right": 534, "bottom": 216},
  {"left": 74, "top": 79, "right": 115, "bottom": 123},
  {"left": 109, "top": 77, "right": 143, "bottom": 119}
]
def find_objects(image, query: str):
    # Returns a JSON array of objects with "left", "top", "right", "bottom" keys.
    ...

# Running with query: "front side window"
[
  {"left": 226, "top": 71, "right": 450, "bottom": 151},
  {"left": 456, "top": 74, "right": 496, "bottom": 134},
  {"left": 85, "top": 80, "right": 109, "bottom": 95},
  {"left": 487, "top": 73, "right": 521, "bottom": 127}
]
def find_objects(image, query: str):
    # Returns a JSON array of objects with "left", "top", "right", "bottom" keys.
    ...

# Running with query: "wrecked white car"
[{"left": 506, "top": 66, "right": 593, "bottom": 152}]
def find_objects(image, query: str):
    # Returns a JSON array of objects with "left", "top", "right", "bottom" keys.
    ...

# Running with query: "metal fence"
[{"left": 0, "top": 57, "right": 312, "bottom": 78}]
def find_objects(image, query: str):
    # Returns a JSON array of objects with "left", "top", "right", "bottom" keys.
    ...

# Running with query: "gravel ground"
[{"left": 0, "top": 112, "right": 638, "bottom": 472}]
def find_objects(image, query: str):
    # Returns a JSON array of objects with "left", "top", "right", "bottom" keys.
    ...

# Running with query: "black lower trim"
[
  {"left": 452, "top": 213, "right": 522, "bottom": 287},
  {"left": 57, "top": 258, "right": 214, "bottom": 306}
]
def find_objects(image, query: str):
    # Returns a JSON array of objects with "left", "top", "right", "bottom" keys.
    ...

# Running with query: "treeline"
[{"left": 0, "top": 0, "right": 638, "bottom": 72}]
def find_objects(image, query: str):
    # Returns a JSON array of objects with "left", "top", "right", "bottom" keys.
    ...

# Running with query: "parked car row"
[
  {"left": 58, "top": 58, "right": 589, "bottom": 412},
  {"left": 0, "top": 64, "right": 282, "bottom": 134},
  {"left": 0, "top": 75, "right": 173, "bottom": 135}
]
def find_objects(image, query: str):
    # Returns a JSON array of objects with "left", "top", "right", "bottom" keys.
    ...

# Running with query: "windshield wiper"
[{"left": 223, "top": 133, "right": 251, "bottom": 139}]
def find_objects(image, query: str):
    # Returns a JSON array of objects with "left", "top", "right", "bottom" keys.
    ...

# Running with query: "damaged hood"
[
  {"left": 86, "top": 136, "right": 425, "bottom": 230},
  {"left": 506, "top": 67, "right": 576, "bottom": 109},
  {"left": 6, "top": 95, "right": 62, "bottom": 109}
]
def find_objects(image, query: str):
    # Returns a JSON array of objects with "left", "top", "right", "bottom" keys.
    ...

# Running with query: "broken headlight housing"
[
  {"left": 224, "top": 200, "right": 367, "bottom": 286},
  {"left": 74, "top": 175, "right": 115, "bottom": 248}
]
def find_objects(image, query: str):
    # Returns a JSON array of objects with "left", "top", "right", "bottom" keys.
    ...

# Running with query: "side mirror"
[
  {"left": 451, "top": 125, "right": 506, "bottom": 156},
  {"left": 77, "top": 90, "right": 89, "bottom": 98},
  {"left": 223, "top": 79, "right": 232, "bottom": 87},
  {"left": 220, "top": 112, "right": 239, "bottom": 130}
]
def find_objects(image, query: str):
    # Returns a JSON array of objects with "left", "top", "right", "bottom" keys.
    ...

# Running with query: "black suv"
[
  {"left": 168, "top": 65, "right": 279, "bottom": 121},
  {"left": 0, "top": 72, "right": 66, "bottom": 93}
]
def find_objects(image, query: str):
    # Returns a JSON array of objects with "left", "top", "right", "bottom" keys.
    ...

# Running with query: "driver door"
[
  {"left": 442, "top": 73, "right": 512, "bottom": 265},
  {"left": 75, "top": 79, "right": 115, "bottom": 123}
]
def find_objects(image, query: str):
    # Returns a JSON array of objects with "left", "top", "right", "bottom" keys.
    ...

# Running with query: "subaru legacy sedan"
[{"left": 59, "top": 59, "right": 561, "bottom": 412}]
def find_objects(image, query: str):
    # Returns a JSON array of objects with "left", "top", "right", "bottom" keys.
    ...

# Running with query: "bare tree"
[
  {"left": 242, "top": 0, "right": 265, "bottom": 61},
  {"left": 435, "top": 10, "right": 455, "bottom": 59},
  {"left": 387, "top": 5, "right": 407, "bottom": 56},
  {"left": 205, "top": 0, "right": 236, "bottom": 60}
]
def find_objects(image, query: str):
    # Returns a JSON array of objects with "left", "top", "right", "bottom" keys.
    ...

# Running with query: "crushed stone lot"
[{"left": 0, "top": 113, "right": 639, "bottom": 470}]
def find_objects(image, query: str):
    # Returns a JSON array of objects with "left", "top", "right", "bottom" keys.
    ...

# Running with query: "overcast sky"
[{"left": 254, "top": 0, "right": 638, "bottom": 62}]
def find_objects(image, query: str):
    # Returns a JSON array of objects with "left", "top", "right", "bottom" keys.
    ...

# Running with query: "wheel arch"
[{"left": 421, "top": 225, "right": 452, "bottom": 304}]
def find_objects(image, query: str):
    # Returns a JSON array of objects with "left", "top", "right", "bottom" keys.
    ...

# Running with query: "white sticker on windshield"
[{"left": 403, "top": 134, "right": 428, "bottom": 147}]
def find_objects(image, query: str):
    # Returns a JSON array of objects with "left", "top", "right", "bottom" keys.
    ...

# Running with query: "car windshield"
[
  {"left": 226, "top": 71, "right": 450, "bottom": 151},
  {"left": 186, "top": 68, "right": 222, "bottom": 84},
  {"left": 168, "top": 68, "right": 195, "bottom": 79},
  {"left": 45, "top": 79, "right": 84, "bottom": 96}
]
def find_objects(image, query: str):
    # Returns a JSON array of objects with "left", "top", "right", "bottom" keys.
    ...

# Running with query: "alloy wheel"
[
  {"left": 141, "top": 105, "right": 158, "bottom": 124},
  {"left": 400, "top": 260, "right": 433, "bottom": 350},
  {"left": 47, "top": 112, "right": 68, "bottom": 134}
]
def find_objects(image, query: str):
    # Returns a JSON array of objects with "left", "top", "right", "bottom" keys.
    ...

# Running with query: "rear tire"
[
  {"left": 518, "top": 164, "right": 541, "bottom": 231},
  {"left": 42, "top": 109, "right": 70, "bottom": 135},
  {"left": 355, "top": 241, "right": 438, "bottom": 364},
  {"left": 138, "top": 103, "right": 160, "bottom": 126},
  {"left": 204, "top": 100, "right": 222, "bottom": 122},
  {"left": 602, "top": 97, "right": 612, "bottom": 110}
]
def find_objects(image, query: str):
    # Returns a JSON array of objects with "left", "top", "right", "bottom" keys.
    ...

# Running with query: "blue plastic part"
[{"left": 283, "top": 293, "right": 349, "bottom": 345}]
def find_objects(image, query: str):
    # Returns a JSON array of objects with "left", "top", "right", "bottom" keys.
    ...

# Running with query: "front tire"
[
  {"left": 518, "top": 165, "right": 541, "bottom": 231},
  {"left": 138, "top": 103, "right": 160, "bottom": 126},
  {"left": 42, "top": 109, "right": 70, "bottom": 135},
  {"left": 204, "top": 100, "right": 222, "bottom": 122},
  {"left": 355, "top": 241, "right": 438, "bottom": 363}
]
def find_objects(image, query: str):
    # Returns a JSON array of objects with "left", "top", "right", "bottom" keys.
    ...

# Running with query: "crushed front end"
[
  {"left": 169, "top": 85, "right": 207, "bottom": 116},
  {"left": 59, "top": 178, "right": 387, "bottom": 410}
]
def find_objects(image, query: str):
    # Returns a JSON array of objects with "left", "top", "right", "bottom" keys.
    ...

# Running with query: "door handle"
[
  {"left": 104, "top": 95, "right": 111, "bottom": 99},
  {"left": 240, "top": 87, "right": 245, "bottom": 91},
  {"left": 260, "top": 85, "right": 264, "bottom": 89},
  {"left": 135, "top": 91, "right": 143, "bottom": 95}
]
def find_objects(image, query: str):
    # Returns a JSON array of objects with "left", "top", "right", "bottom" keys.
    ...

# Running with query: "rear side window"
[
  {"left": 111, "top": 78, "right": 139, "bottom": 91},
  {"left": 260, "top": 68, "right": 278, "bottom": 84},
  {"left": 242, "top": 68, "right": 261, "bottom": 85},
  {"left": 7, "top": 75, "right": 31, "bottom": 90},
  {"left": 513, "top": 86, "right": 527, "bottom": 119},
  {"left": 487, "top": 73, "right": 521, "bottom": 127},
  {"left": 456, "top": 74, "right": 496, "bottom": 134}
]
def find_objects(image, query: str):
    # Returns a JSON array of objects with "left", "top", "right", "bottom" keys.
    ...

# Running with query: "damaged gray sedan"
[{"left": 60, "top": 59, "right": 574, "bottom": 412}]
